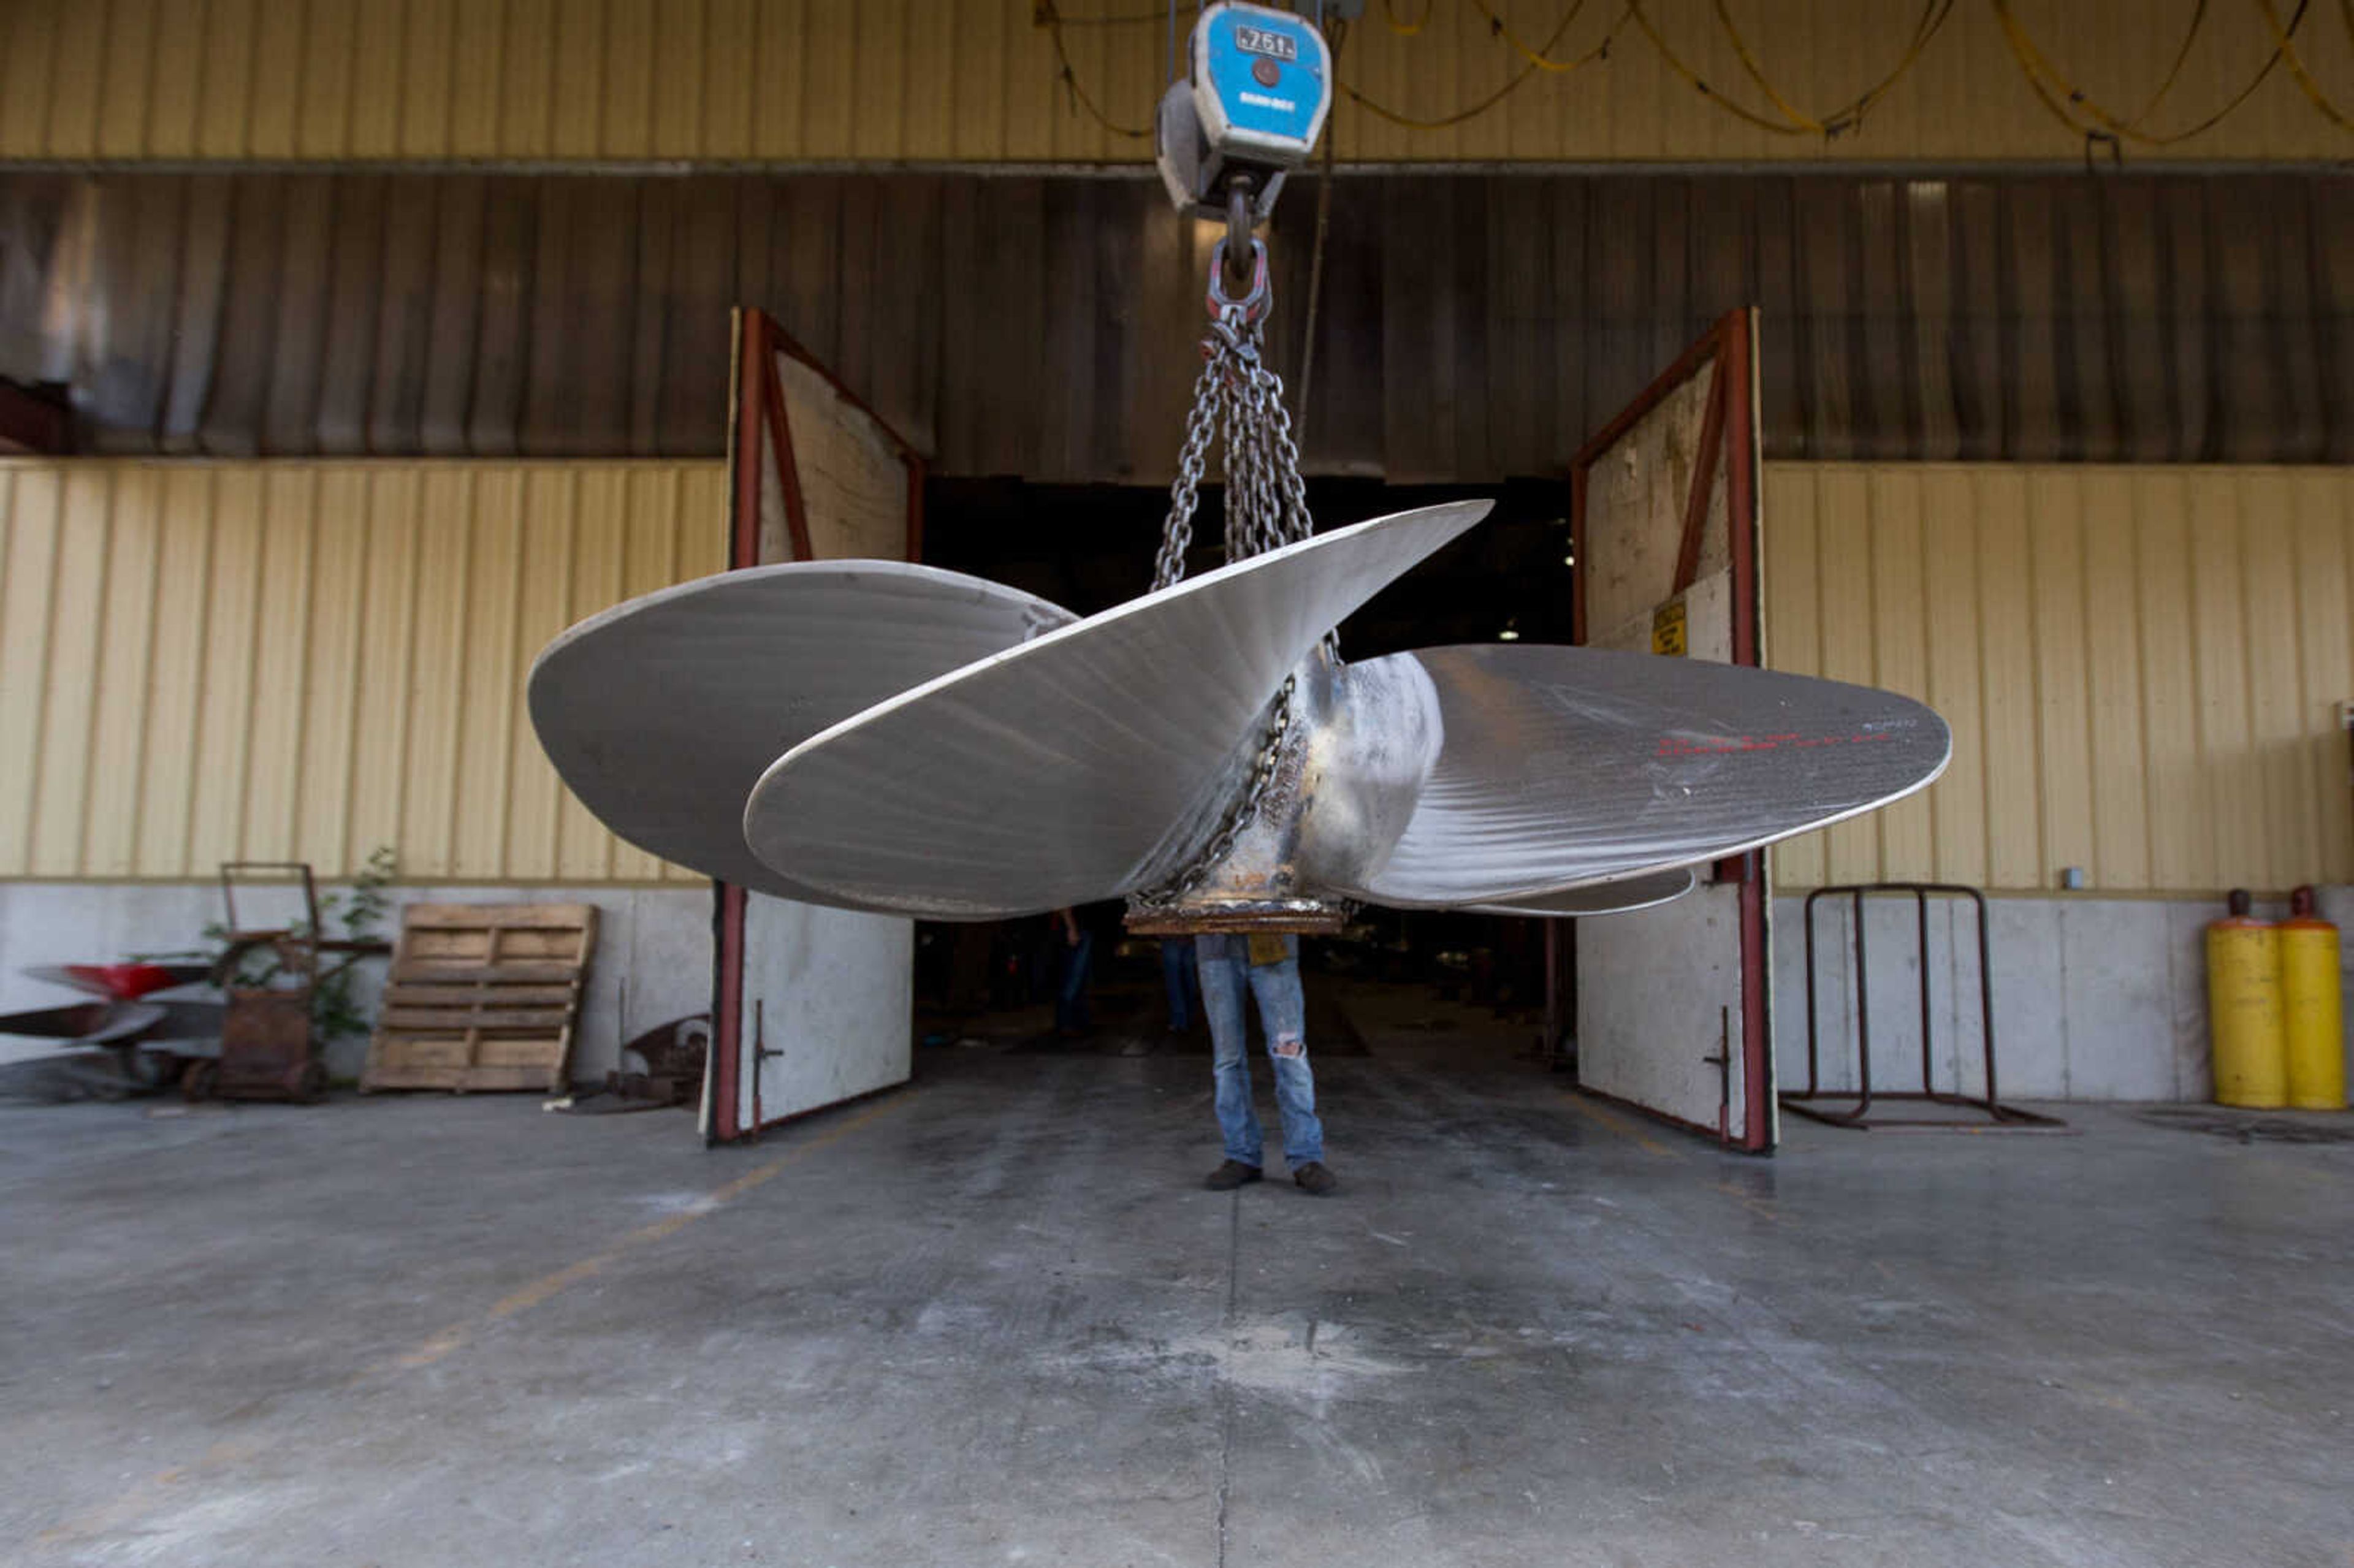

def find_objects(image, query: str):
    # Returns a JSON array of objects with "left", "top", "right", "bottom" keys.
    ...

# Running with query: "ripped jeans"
[{"left": 1197, "top": 934, "right": 1324, "bottom": 1168}]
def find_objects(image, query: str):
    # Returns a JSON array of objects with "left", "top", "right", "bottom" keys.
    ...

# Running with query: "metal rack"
[{"left": 1783, "top": 882, "right": 2063, "bottom": 1132}]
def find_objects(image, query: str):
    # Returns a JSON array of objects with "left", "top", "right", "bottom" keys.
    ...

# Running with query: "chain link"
[
  {"left": 1132, "top": 236, "right": 1324, "bottom": 911},
  {"left": 1151, "top": 238, "right": 1313, "bottom": 589},
  {"left": 1151, "top": 353, "right": 1225, "bottom": 593},
  {"left": 1137, "top": 673, "right": 1297, "bottom": 907}
]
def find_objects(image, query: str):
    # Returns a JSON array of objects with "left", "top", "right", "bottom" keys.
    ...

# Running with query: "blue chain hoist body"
[{"left": 1154, "top": 2, "right": 1335, "bottom": 237}]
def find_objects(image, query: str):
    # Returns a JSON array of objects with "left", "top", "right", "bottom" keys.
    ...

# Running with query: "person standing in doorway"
[
  {"left": 1160, "top": 934, "right": 1200, "bottom": 1034},
  {"left": 1052, "top": 907, "right": 1094, "bottom": 1039},
  {"left": 1197, "top": 933, "right": 1335, "bottom": 1195}
]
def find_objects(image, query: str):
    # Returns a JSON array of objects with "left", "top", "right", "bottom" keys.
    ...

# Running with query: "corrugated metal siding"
[
  {"left": 2, "top": 0, "right": 2350, "bottom": 165},
  {"left": 1767, "top": 463, "right": 2354, "bottom": 895},
  {"left": 9, "top": 452, "right": 2345, "bottom": 895},
  {"left": 8, "top": 169, "right": 2352, "bottom": 472},
  {"left": 0, "top": 458, "right": 725, "bottom": 883}
]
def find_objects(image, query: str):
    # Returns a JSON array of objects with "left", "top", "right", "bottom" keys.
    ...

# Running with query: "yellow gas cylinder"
[
  {"left": 2207, "top": 889, "right": 2287, "bottom": 1109},
  {"left": 2279, "top": 886, "right": 2345, "bottom": 1111}
]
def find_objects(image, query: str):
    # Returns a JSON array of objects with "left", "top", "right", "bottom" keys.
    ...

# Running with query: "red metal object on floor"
[{"left": 61, "top": 962, "right": 210, "bottom": 1001}]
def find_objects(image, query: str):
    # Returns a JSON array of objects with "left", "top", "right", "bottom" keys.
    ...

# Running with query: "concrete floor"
[{"left": 6, "top": 990, "right": 2354, "bottom": 1567}]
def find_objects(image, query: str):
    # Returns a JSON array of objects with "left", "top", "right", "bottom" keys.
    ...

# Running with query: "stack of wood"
[{"left": 360, "top": 904, "right": 598, "bottom": 1093}]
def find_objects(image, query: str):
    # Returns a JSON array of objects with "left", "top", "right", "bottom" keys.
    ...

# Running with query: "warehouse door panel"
[
  {"left": 1570, "top": 309, "right": 1775, "bottom": 1151},
  {"left": 706, "top": 308, "right": 926, "bottom": 1144}
]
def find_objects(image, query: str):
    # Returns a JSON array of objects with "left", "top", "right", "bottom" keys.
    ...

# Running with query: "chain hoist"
[
  {"left": 1149, "top": 0, "right": 1335, "bottom": 587},
  {"left": 1129, "top": 0, "right": 1341, "bottom": 923}
]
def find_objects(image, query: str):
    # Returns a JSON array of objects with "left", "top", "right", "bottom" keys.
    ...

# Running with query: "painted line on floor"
[
  {"left": 34, "top": 1436, "right": 267, "bottom": 1549},
  {"left": 1561, "top": 1092, "right": 1685, "bottom": 1159},
  {"left": 382, "top": 1094, "right": 912, "bottom": 1374}
]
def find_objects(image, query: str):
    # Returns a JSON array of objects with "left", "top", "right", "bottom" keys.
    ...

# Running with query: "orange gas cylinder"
[
  {"left": 2279, "top": 886, "right": 2345, "bottom": 1111},
  {"left": 2207, "top": 889, "right": 2286, "bottom": 1109}
]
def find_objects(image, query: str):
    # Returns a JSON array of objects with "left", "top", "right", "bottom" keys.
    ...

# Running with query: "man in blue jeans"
[
  {"left": 1159, "top": 935, "right": 1201, "bottom": 1033},
  {"left": 1051, "top": 907, "right": 1094, "bottom": 1038},
  {"left": 1197, "top": 933, "right": 1336, "bottom": 1195}
]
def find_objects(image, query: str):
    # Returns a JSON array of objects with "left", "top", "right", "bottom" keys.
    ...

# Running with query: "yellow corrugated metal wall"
[
  {"left": 7, "top": 457, "right": 2347, "bottom": 892},
  {"left": 2, "top": 0, "right": 2348, "bottom": 165},
  {"left": 0, "top": 459, "right": 725, "bottom": 884},
  {"left": 1768, "top": 464, "right": 2354, "bottom": 895}
]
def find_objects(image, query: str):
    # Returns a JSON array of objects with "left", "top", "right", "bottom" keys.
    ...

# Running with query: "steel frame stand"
[{"left": 1783, "top": 883, "right": 2065, "bottom": 1132}]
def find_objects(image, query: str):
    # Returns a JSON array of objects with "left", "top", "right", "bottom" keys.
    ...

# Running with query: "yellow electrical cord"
[
  {"left": 1706, "top": 0, "right": 1953, "bottom": 137},
  {"left": 1038, "top": 1, "right": 1156, "bottom": 139},
  {"left": 1343, "top": 1, "right": 1629, "bottom": 128},
  {"left": 1621, "top": 0, "right": 1823, "bottom": 134},
  {"left": 2119, "top": 0, "right": 2211, "bottom": 127},
  {"left": 1466, "top": 0, "right": 1596, "bottom": 72},
  {"left": 2257, "top": 0, "right": 2354, "bottom": 129},
  {"left": 1035, "top": 0, "right": 2330, "bottom": 150},
  {"left": 1712, "top": 0, "right": 1834, "bottom": 131},
  {"left": 1383, "top": 0, "right": 1439, "bottom": 36},
  {"left": 1990, "top": 0, "right": 2308, "bottom": 146}
]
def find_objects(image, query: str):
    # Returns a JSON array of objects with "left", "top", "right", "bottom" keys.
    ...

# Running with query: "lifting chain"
[
  {"left": 1132, "top": 224, "right": 1325, "bottom": 914},
  {"left": 1134, "top": 672, "right": 1298, "bottom": 909},
  {"left": 1151, "top": 234, "right": 1315, "bottom": 592}
]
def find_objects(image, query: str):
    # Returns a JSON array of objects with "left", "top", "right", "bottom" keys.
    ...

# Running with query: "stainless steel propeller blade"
[
  {"left": 1467, "top": 868, "right": 1697, "bottom": 918},
  {"left": 1335, "top": 644, "right": 1950, "bottom": 908},
  {"left": 744, "top": 501, "right": 1493, "bottom": 918},
  {"left": 528, "top": 562, "right": 1076, "bottom": 900}
]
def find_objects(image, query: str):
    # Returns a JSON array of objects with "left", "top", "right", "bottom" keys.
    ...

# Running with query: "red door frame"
[
  {"left": 709, "top": 307, "right": 926, "bottom": 1146},
  {"left": 1566, "top": 307, "right": 1772, "bottom": 1152}
]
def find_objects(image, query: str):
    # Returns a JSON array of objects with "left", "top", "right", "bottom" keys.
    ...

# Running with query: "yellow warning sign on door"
[{"left": 1651, "top": 598, "right": 1688, "bottom": 657}]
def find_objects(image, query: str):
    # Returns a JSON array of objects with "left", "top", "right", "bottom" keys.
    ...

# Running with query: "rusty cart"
[{"left": 182, "top": 862, "right": 388, "bottom": 1103}]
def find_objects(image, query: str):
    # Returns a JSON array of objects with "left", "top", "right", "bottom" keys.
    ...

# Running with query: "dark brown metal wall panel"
[
  {"left": 87, "top": 175, "right": 185, "bottom": 445},
  {"left": 316, "top": 174, "right": 386, "bottom": 455},
  {"left": 3, "top": 170, "right": 2348, "bottom": 476}
]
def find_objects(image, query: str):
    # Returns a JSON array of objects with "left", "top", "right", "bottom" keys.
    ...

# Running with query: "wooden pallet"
[{"left": 360, "top": 904, "right": 598, "bottom": 1093}]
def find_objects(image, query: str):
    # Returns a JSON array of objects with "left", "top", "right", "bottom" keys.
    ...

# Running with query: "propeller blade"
[
  {"left": 746, "top": 501, "right": 1493, "bottom": 918},
  {"left": 1340, "top": 644, "right": 1949, "bottom": 908},
  {"left": 528, "top": 562, "right": 1076, "bottom": 902},
  {"left": 1465, "top": 867, "right": 1697, "bottom": 918}
]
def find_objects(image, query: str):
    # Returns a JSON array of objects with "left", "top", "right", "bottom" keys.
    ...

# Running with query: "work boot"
[
  {"left": 1203, "top": 1159, "right": 1263, "bottom": 1191},
  {"left": 1291, "top": 1161, "right": 1338, "bottom": 1196}
]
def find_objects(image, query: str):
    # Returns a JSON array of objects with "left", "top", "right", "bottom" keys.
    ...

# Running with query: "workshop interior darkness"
[{"left": 916, "top": 476, "right": 1574, "bottom": 1058}]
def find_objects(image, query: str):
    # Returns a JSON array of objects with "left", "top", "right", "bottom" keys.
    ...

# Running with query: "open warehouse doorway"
[
  {"left": 908, "top": 455, "right": 1791, "bottom": 1116},
  {"left": 712, "top": 303, "right": 1782, "bottom": 1153},
  {"left": 664, "top": 305, "right": 1643, "bottom": 1146},
  {"left": 910, "top": 471, "right": 1582, "bottom": 1102}
]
